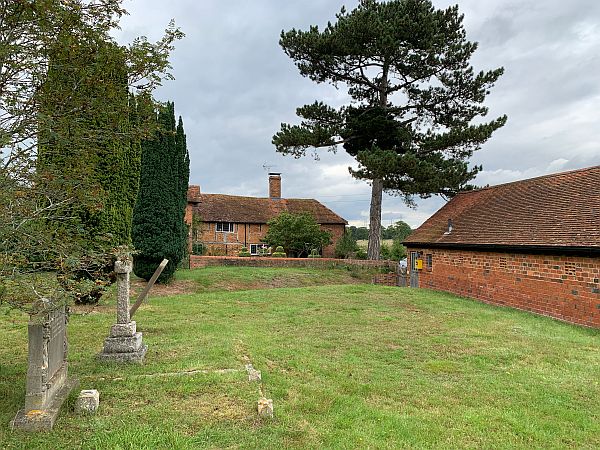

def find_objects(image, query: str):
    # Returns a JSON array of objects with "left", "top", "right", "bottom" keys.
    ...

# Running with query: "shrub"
[
  {"left": 238, "top": 246, "right": 251, "bottom": 257},
  {"left": 192, "top": 242, "right": 205, "bottom": 255},
  {"left": 308, "top": 248, "right": 321, "bottom": 258},
  {"left": 380, "top": 243, "right": 392, "bottom": 260},
  {"left": 272, "top": 245, "right": 287, "bottom": 257},
  {"left": 263, "top": 211, "right": 331, "bottom": 257},
  {"left": 354, "top": 248, "right": 367, "bottom": 260},
  {"left": 334, "top": 231, "right": 359, "bottom": 258},
  {"left": 390, "top": 237, "right": 407, "bottom": 261}
]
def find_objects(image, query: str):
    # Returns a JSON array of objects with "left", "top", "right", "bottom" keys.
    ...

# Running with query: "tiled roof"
[
  {"left": 404, "top": 166, "right": 600, "bottom": 250},
  {"left": 191, "top": 194, "right": 347, "bottom": 225}
]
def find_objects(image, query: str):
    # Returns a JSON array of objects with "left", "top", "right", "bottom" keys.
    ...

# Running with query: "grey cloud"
[{"left": 114, "top": 0, "right": 600, "bottom": 229}]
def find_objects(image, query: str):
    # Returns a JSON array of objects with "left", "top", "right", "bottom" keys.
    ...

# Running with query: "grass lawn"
[{"left": 1, "top": 267, "right": 599, "bottom": 448}]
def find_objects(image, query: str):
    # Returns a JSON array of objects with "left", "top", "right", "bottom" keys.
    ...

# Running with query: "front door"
[{"left": 409, "top": 251, "right": 419, "bottom": 288}]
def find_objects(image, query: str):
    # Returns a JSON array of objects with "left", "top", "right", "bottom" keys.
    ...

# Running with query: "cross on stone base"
[{"left": 97, "top": 259, "right": 147, "bottom": 364}]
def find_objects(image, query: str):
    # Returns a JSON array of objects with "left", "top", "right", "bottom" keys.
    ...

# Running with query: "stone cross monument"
[
  {"left": 97, "top": 259, "right": 147, "bottom": 363},
  {"left": 11, "top": 306, "right": 78, "bottom": 431}
]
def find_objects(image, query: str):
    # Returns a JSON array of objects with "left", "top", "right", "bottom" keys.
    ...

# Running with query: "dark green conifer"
[{"left": 132, "top": 102, "right": 189, "bottom": 282}]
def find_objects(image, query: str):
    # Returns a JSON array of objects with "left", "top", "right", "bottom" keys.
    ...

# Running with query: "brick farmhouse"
[
  {"left": 185, "top": 174, "right": 347, "bottom": 257},
  {"left": 403, "top": 166, "right": 600, "bottom": 328}
]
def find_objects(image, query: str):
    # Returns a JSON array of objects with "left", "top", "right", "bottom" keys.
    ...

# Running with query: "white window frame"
[
  {"left": 216, "top": 222, "right": 234, "bottom": 233},
  {"left": 250, "top": 244, "right": 267, "bottom": 255}
]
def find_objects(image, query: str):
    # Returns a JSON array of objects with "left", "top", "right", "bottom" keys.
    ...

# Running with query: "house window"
[
  {"left": 216, "top": 222, "right": 234, "bottom": 233},
  {"left": 426, "top": 254, "right": 433, "bottom": 271},
  {"left": 250, "top": 244, "right": 267, "bottom": 255}
]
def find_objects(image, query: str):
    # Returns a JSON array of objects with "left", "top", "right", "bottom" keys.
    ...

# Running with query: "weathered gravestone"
[
  {"left": 11, "top": 306, "right": 78, "bottom": 431},
  {"left": 97, "top": 259, "right": 147, "bottom": 363}
]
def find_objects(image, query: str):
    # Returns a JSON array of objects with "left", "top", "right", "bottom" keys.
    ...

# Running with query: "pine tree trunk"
[{"left": 367, "top": 178, "right": 383, "bottom": 260}]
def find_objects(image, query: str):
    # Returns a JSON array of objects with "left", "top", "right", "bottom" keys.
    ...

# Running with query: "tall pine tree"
[
  {"left": 132, "top": 102, "right": 189, "bottom": 282},
  {"left": 273, "top": 0, "right": 506, "bottom": 259}
]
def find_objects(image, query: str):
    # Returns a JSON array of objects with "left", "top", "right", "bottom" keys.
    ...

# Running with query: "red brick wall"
[
  {"left": 372, "top": 273, "right": 399, "bottom": 286},
  {"left": 407, "top": 247, "right": 600, "bottom": 328},
  {"left": 321, "top": 224, "right": 345, "bottom": 258},
  {"left": 188, "top": 221, "right": 346, "bottom": 257},
  {"left": 190, "top": 255, "right": 396, "bottom": 270}
]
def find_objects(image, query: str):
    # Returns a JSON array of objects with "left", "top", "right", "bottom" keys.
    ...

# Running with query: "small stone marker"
[
  {"left": 75, "top": 390, "right": 100, "bottom": 415},
  {"left": 245, "top": 364, "right": 262, "bottom": 382},
  {"left": 97, "top": 259, "right": 147, "bottom": 363},
  {"left": 257, "top": 397, "right": 273, "bottom": 418},
  {"left": 11, "top": 306, "right": 78, "bottom": 431}
]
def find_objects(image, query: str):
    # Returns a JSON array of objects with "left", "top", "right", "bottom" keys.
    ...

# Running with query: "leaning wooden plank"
[{"left": 129, "top": 258, "right": 169, "bottom": 318}]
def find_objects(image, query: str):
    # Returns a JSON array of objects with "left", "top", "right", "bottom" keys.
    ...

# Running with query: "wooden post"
[{"left": 129, "top": 259, "right": 169, "bottom": 318}]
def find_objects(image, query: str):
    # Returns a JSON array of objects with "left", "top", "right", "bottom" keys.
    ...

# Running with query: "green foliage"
[
  {"left": 132, "top": 102, "right": 190, "bottom": 283},
  {"left": 390, "top": 238, "right": 407, "bottom": 261},
  {"left": 274, "top": 0, "right": 506, "bottom": 258},
  {"left": 271, "top": 246, "right": 287, "bottom": 257},
  {"left": 334, "top": 231, "right": 360, "bottom": 259},
  {"left": 308, "top": 249, "right": 321, "bottom": 258},
  {"left": 348, "top": 226, "right": 369, "bottom": 241},
  {"left": 354, "top": 248, "right": 368, "bottom": 260},
  {"left": 380, "top": 243, "right": 391, "bottom": 260},
  {"left": 238, "top": 247, "right": 251, "bottom": 257},
  {"left": 382, "top": 221, "right": 412, "bottom": 241},
  {"left": 192, "top": 242, "right": 205, "bottom": 256},
  {"left": 263, "top": 212, "right": 332, "bottom": 257},
  {"left": 0, "top": 1, "right": 182, "bottom": 311}
]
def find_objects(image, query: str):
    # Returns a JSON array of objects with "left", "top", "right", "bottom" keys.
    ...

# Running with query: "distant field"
[{"left": 357, "top": 239, "right": 394, "bottom": 249}]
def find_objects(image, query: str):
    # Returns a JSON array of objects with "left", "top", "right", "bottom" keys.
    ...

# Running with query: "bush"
[
  {"left": 354, "top": 248, "right": 368, "bottom": 260},
  {"left": 390, "top": 238, "right": 407, "bottom": 261},
  {"left": 334, "top": 231, "right": 359, "bottom": 258},
  {"left": 263, "top": 212, "right": 331, "bottom": 257},
  {"left": 272, "top": 245, "right": 287, "bottom": 257},
  {"left": 308, "top": 248, "right": 321, "bottom": 258},
  {"left": 238, "top": 246, "right": 251, "bottom": 257},
  {"left": 380, "top": 243, "right": 392, "bottom": 260},
  {"left": 192, "top": 242, "right": 205, "bottom": 255}
]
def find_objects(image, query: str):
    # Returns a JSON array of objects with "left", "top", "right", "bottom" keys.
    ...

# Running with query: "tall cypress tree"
[{"left": 132, "top": 102, "right": 189, "bottom": 282}]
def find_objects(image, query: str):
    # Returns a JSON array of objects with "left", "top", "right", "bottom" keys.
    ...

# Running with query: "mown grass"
[
  {"left": 1, "top": 267, "right": 599, "bottom": 449},
  {"left": 175, "top": 266, "right": 380, "bottom": 293}
]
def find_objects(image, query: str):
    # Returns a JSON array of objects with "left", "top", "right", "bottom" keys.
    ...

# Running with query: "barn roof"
[
  {"left": 190, "top": 194, "right": 347, "bottom": 225},
  {"left": 404, "top": 166, "right": 600, "bottom": 252}
]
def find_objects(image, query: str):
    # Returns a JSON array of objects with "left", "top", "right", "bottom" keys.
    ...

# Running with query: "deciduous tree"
[
  {"left": 263, "top": 212, "right": 332, "bottom": 257},
  {"left": 0, "top": 0, "right": 183, "bottom": 311}
]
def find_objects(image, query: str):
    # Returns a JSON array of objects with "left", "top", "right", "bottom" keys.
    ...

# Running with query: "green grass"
[
  {"left": 1, "top": 267, "right": 599, "bottom": 448},
  {"left": 174, "top": 266, "right": 379, "bottom": 293}
]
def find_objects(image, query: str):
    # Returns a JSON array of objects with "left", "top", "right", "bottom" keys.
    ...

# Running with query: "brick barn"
[
  {"left": 186, "top": 173, "right": 347, "bottom": 258},
  {"left": 403, "top": 166, "right": 600, "bottom": 328}
]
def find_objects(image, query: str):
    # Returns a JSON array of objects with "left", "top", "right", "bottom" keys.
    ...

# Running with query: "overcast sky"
[{"left": 115, "top": 0, "right": 600, "bottom": 229}]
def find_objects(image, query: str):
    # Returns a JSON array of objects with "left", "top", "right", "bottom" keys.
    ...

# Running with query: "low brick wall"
[
  {"left": 190, "top": 255, "right": 396, "bottom": 270},
  {"left": 407, "top": 247, "right": 600, "bottom": 328},
  {"left": 372, "top": 273, "right": 398, "bottom": 286}
]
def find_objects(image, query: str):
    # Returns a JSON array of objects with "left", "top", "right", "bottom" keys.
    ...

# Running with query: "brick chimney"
[
  {"left": 268, "top": 173, "right": 281, "bottom": 199},
  {"left": 187, "top": 185, "right": 201, "bottom": 202}
]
